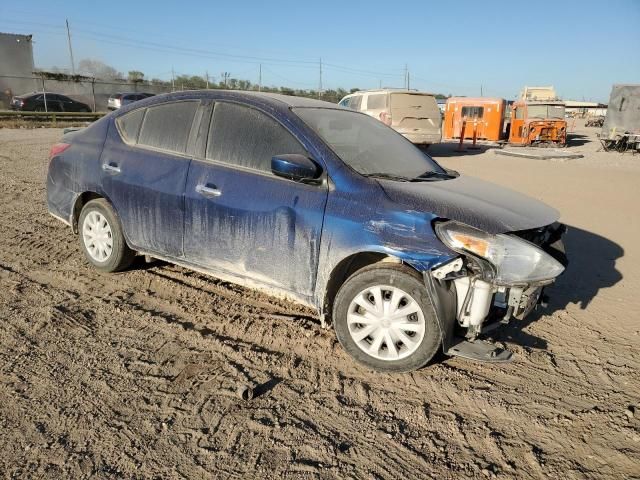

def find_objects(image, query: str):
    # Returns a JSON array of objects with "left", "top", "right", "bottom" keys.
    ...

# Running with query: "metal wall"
[{"left": 601, "top": 84, "right": 640, "bottom": 139}]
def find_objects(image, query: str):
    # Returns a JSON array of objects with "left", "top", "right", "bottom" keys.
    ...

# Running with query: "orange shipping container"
[{"left": 444, "top": 97, "right": 507, "bottom": 142}]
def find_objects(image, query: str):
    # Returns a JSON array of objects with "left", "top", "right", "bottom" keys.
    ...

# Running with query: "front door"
[
  {"left": 183, "top": 101, "right": 328, "bottom": 298},
  {"left": 509, "top": 103, "right": 527, "bottom": 144}
]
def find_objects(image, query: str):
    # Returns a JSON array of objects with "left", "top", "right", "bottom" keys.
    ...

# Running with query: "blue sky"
[{"left": 1, "top": 0, "right": 638, "bottom": 102}]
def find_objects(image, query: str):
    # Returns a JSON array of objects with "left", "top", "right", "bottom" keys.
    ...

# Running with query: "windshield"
[
  {"left": 293, "top": 107, "right": 444, "bottom": 178},
  {"left": 527, "top": 104, "right": 565, "bottom": 119}
]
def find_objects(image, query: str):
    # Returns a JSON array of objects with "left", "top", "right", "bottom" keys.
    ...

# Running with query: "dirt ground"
[{"left": 0, "top": 123, "right": 638, "bottom": 479}]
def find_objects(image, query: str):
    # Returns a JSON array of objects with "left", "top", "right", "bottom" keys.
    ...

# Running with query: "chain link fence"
[{"left": 0, "top": 75, "right": 176, "bottom": 111}]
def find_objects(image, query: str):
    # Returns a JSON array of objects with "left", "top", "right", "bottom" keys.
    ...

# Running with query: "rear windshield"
[
  {"left": 391, "top": 93, "right": 439, "bottom": 115},
  {"left": 293, "top": 107, "right": 444, "bottom": 177}
]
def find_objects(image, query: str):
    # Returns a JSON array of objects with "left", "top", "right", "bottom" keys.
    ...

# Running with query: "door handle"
[
  {"left": 102, "top": 163, "right": 121, "bottom": 174},
  {"left": 195, "top": 184, "right": 222, "bottom": 197}
]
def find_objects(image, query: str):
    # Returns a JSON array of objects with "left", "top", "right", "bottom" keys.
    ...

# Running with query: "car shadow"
[
  {"left": 567, "top": 133, "right": 591, "bottom": 147},
  {"left": 427, "top": 141, "right": 499, "bottom": 158},
  {"left": 487, "top": 225, "right": 623, "bottom": 350}
]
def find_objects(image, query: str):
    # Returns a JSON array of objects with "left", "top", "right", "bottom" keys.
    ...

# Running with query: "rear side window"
[
  {"left": 116, "top": 108, "right": 146, "bottom": 144},
  {"left": 206, "top": 102, "right": 306, "bottom": 172},
  {"left": 366, "top": 94, "right": 387, "bottom": 110},
  {"left": 350, "top": 95, "right": 362, "bottom": 111},
  {"left": 138, "top": 101, "right": 198, "bottom": 154}
]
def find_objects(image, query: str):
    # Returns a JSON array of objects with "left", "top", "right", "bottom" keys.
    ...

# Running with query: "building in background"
[
  {"left": 520, "top": 86, "right": 559, "bottom": 101},
  {"left": 564, "top": 100, "right": 608, "bottom": 118},
  {"left": 0, "top": 32, "right": 36, "bottom": 108}
]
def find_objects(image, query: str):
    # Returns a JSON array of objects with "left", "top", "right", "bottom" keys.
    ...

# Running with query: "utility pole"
[
  {"left": 171, "top": 67, "right": 175, "bottom": 91},
  {"left": 407, "top": 69, "right": 410, "bottom": 90},
  {"left": 221, "top": 72, "right": 230, "bottom": 87},
  {"left": 65, "top": 19, "right": 75, "bottom": 75},
  {"left": 205, "top": 71, "right": 209, "bottom": 89},
  {"left": 404, "top": 64, "right": 408, "bottom": 89},
  {"left": 258, "top": 64, "right": 262, "bottom": 92},
  {"left": 318, "top": 58, "right": 322, "bottom": 99},
  {"left": 480, "top": 84, "right": 483, "bottom": 96}
]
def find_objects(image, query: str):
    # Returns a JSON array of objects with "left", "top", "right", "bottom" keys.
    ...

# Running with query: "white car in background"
[{"left": 339, "top": 89, "right": 442, "bottom": 146}]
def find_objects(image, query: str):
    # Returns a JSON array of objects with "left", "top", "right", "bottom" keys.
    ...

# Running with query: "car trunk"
[{"left": 390, "top": 93, "right": 441, "bottom": 136}]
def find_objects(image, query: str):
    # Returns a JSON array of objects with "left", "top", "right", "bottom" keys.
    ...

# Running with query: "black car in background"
[
  {"left": 108, "top": 92, "right": 155, "bottom": 110},
  {"left": 10, "top": 92, "right": 92, "bottom": 112}
]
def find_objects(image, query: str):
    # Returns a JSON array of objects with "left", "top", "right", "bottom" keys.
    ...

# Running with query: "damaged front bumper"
[{"left": 426, "top": 222, "right": 568, "bottom": 362}]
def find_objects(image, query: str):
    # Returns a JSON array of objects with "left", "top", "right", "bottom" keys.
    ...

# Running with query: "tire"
[
  {"left": 333, "top": 263, "right": 441, "bottom": 373},
  {"left": 78, "top": 199, "right": 134, "bottom": 273}
]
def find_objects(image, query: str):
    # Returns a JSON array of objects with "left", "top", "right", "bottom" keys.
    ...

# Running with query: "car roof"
[
  {"left": 142, "top": 90, "right": 338, "bottom": 108},
  {"left": 348, "top": 89, "right": 437, "bottom": 96},
  {"left": 18, "top": 92, "right": 65, "bottom": 98}
]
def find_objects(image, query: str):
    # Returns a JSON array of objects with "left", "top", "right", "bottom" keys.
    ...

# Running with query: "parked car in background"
[
  {"left": 47, "top": 91, "right": 567, "bottom": 372},
  {"left": 108, "top": 92, "right": 155, "bottom": 110},
  {"left": 10, "top": 92, "right": 91, "bottom": 112},
  {"left": 339, "top": 89, "right": 442, "bottom": 146}
]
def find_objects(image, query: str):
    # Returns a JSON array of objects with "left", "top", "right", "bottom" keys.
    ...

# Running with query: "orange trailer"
[{"left": 444, "top": 97, "right": 507, "bottom": 142}]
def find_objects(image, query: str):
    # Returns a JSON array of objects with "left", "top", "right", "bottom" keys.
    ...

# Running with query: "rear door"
[
  {"left": 183, "top": 101, "right": 328, "bottom": 297},
  {"left": 390, "top": 93, "right": 441, "bottom": 136},
  {"left": 100, "top": 99, "right": 204, "bottom": 257}
]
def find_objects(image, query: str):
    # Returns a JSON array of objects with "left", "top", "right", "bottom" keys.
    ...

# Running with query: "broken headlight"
[{"left": 435, "top": 221, "right": 565, "bottom": 285}]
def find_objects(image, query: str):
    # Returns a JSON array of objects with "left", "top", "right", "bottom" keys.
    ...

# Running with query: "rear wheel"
[
  {"left": 78, "top": 199, "right": 134, "bottom": 272},
  {"left": 333, "top": 264, "right": 441, "bottom": 372}
]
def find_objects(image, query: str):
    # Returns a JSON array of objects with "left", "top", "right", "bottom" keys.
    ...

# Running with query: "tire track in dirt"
[{"left": 1, "top": 128, "right": 639, "bottom": 479}]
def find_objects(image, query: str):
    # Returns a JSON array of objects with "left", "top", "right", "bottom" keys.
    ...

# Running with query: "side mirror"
[{"left": 271, "top": 154, "right": 321, "bottom": 183}]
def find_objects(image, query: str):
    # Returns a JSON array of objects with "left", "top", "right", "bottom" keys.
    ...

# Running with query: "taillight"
[
  {"left": 379, "top": 111, "right": 392, "bottom": 126},
  {"left": 49, "top": 143, "right": 71, "bottom": 161}
]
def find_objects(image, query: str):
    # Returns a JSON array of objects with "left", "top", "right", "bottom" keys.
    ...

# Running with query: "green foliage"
[{"left": 128, "top": 70, "right": 145, "bottom": 82}]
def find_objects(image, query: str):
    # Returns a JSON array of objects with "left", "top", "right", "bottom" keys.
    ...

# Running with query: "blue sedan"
[{"left": 46, "top": 91, "right": 567, "bottom": 372}]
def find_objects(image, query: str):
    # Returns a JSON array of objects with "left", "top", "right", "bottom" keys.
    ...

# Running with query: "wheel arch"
[
  {"left": 71, "top": 191, "right": 126, "bottom": 244},
  {"left": 320, "top": 251, "right": 425, "bottom": 324}
]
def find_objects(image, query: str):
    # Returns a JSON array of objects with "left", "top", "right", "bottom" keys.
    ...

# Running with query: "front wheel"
[
  {"left": 333, "top": 264, "right": 441, "bottom": 372},
  {"left": 78, "top": 199, "right": 134, "bottom": 272}
]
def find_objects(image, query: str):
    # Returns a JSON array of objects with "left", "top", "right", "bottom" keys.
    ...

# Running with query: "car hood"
[{"left": 377, "top": 175, "right": 560, "bottom": 234}]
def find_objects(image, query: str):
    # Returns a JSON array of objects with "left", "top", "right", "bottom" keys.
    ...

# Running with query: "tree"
[
  {"left": 78, "top": 59, "right": 123, "bottom": 80},
  {"left": 128, "top": 70, "right": 145, "bottom": 82}
]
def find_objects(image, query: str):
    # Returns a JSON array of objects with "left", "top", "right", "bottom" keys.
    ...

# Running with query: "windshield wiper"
[
  {"left": 362, "top": 172, "right": 413, "bottom": 182},
  {"left": 414, "top": 170, "right": 458, "bottom": 180}
]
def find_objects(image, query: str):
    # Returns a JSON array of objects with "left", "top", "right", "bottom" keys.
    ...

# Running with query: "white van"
[{"left": 338, "top": 89, "right": 442, "bottom": 145}]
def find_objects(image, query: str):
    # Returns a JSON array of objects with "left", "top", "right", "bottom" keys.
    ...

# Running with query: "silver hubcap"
[
  {"left": 82, "top": 211, "right": 113, "bottom": 262},
  {"left": 347, "top": 285, "right": 426, "bottom": 361}
]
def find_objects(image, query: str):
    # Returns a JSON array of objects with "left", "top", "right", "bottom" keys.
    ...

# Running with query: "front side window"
[
  {"left": 350, "top": 96, "right": 362, "bottom": 111},
  {"left": 206, "top": 102, "right": 306, "bottom": 172},
  {"left": 137, "top": 101, "right": 198, "bottom": 154},
  {"left": 514, "top": 107, "right": 524, "bottom": 119},
  {"left": 294, "top": 107, "right": 444, "bottom": 178}
]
